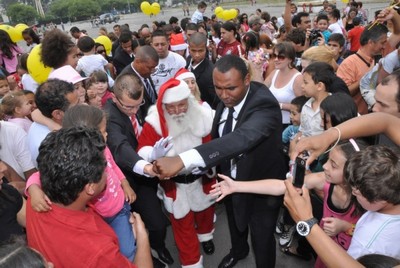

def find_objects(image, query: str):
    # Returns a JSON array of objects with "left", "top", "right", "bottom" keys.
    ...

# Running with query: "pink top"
[
  {"left": 0, "top": 45, "right": 23, "bottom": 73},
  {"left": 315, "top": 183, "right": 361, "bottom": 268},
  {"left": 26, "top": 146, "right": 126, "bottom": 218}
]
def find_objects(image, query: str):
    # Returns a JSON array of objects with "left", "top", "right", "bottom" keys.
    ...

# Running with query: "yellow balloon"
[
  {"left": 140, "top": 1, "right": 152, "bottom": 16},
  {"left": 27, "top": 44, "right": 52, "bottom": 84},
  {"left": 151, "top": 3, "right": 161, "bottom": 15},
  {"left": 221, "top": 10, "right": 230, "bottom": 21},
  {"left": 341, "top": 0, "right": 349, "bottom": 3},
  {"left": 15, "top": 24, "right": 29, "bottom": 42},
  {"left": 95, "top": 35, "right": 112, "bottom": 56},
  {"left": 0, "top": 25, "right": 21, "bottom": 43},
  {"left": 214, "top": 6, "right": 223, "bottom": 16},
  {"left": 228, "top": 9, "right": 238, "bottom": 20}
]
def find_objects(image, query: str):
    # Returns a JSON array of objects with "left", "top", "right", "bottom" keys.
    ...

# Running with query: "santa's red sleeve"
[{"left": 137, "top": 123, "right": 162, "bottom": 162}]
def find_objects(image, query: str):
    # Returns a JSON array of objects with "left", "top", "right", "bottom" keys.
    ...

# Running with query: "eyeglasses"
[
  {"left": 96, "top": 49, "right": 106, "bottom": 54},
  {"left": 243, "top": 16, "right": 248, "bottom": 19},
  {"left": 116, "top": 97, "right": 145, "bottom": 110},
  {"left": 271, "top": 53, "right": 286, "bottom": 61}
]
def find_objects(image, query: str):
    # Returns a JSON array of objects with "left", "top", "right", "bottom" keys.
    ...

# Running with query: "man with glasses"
[
  {"left": 137, "top": 78, "right": 216, "bottom": 268},
  {"left": 121, "top": 45, "right": 159, "bottom": 115},
  {"left": 105, "top": 73, "right": 173, "bottom": 268}
]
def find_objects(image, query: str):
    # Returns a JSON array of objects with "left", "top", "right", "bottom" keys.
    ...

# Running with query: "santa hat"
[
  {"left": 157, "top": 78, "right": 191, "bottom": 137},
  {"left": 170, "top": 33, "right": 188, "bottom": 51},
  {"left": 174, "top": 68, "right": 196, "bottom": 81}
]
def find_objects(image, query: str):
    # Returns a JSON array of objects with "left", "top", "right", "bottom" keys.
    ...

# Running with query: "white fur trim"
[
  {"left": 176, "top": 71, "right": 195, "bottom": 81},
  {"left": 182, "top": 255, "right": 203, "bottom": 268},
  {"left": 171, "top": 43, "right": 188, "bottom": 51},
  {"left": 157, "top": 178, "right": 216, "bottom": 219},
  {"left": 197, "top": 229, "right": 214, "bottom": 242},
  {"left": 162, "top": 81, "right": 191, "bottom": 103}
]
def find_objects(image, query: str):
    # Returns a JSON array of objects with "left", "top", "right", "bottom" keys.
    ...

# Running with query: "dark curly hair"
[
  {"left": 0, "top": 29, "right": 18, "bottom": 59},
  {"left": 38, "top": 126, "right": 106, "bottom": 206},
  {"left": 41, "top": 29, "right": 75, "bottom": 69}
]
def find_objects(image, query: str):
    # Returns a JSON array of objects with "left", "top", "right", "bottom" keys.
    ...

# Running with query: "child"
[
  {"left": 328, "top": 9, "right": 344, "bottom": 35},
  {"left": 297, "top": 62, "right": 332, "bottom": 138},
  {"left": 320, "top": 93, "right": 358, "bottom": 130},
  {"left": 85, "top": 79, "right": 102, "bottom": 108},
  {"left": 191, "top": 1, "right": 207, "bottom": 24},
  {"left": 26, "top": 104, "right": 138, "bottom": 261},
  {"left": 345, "top": 145, "right": 400, "bottom": 260},
  {"left": 0, "top": 91, "right": 33, "bottom": 133},
  {"left": 22, "top": 90, "right": 36, "bottom": 121},
  {"left": 327, "top": 33, "right": 346, "bottom": 65},
  {"left": 76, "top": 36, "right": 109, "bottom": 78},
  {"left": 282, "top": 96, "right": 308, "bottom": 144},
  {"left": 312, "top": 14, "right": 331, "bottom": 46},
  {"left": 22, "top": 28, "right": 41, "bottom": 51},
  {"left": 19, "top": 53, "right": 38, "bottom": 93},
  {"left": 0, "top": 74, "right": 11, "bottom": 101},
  {"left": 211, "top": 139, "right": 367, "bottom": 266},
  {"left": 89, "top": 70, "right": 112, "bottom": 108}
]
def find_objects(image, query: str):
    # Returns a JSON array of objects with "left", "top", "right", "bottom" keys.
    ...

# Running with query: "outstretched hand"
[
  {"left": 210, "top": 174, "right": 237, "bottom": 202},
  {"left": 153, "top": 156, "right": 184, "bottom": 179},
  {"left": 151, "top": 136, "right": 173, "bottom": 161}
]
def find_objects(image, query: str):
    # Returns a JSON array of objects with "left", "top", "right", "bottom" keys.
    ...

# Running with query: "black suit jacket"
[
  {"left": 195, "top": 81, "right": 287, "bottom": 230},
  {"left": 113, "top": 46, "right": 134, "bottom": 75},
  {"left": 186, "top": 57, "right": 219, "bottom": 109},
  {"left": 105, "top": 99, "right": 156, "bottom": 189}
]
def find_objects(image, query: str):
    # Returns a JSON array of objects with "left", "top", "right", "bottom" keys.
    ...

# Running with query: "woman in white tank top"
[{"left": 264, "top": 42, "right": 303, "bottom": 126}]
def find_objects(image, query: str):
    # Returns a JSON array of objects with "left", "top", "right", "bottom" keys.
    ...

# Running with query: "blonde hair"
[
  {"left": 302, "top": 46, "right": 337, "bottom": 70},
  {"left": 0, "top": 91, "right": 25, "bottom": 119}
]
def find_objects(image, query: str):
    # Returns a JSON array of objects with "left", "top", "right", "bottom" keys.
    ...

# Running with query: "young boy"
[
  {"left": 76, "top": 36, "right": 109, "bottom": 77},
  {"left": 191, "top": 1, "right": 207, "bottom": 24},
  {"left": 311, "top": 14, "right": 331, "bottom": 46},
  {"left": 347, "top": 17, "right": 364, "bottom": 54},
  {"left": 345, "top": 145, "right": 400, "bottom": 259},
  {"left": 282, "top": 95, "right": 308, "bottom": 144},
  {"left": 297, "top": 62, "right": 331, "bottom": 138},
  {"left": 327, "top": 33, "right": 346, "bottom": 65}
]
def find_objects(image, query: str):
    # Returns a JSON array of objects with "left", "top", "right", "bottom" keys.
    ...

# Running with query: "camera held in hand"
[{"left": 309, "top": 29, "right": 321, "bottom": 42}]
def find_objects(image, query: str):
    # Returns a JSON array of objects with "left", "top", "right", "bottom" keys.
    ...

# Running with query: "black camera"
[
  {"left": 292, "top": 157, "right": 306, "bottom": 188},
  {"left": 309, "top": 29, "right": 321, "bottom": 41}
]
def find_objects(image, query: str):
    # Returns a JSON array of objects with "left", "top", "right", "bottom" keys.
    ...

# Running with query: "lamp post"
[{"left": 127, "top": 0, "right": 131, "bottom": 13}]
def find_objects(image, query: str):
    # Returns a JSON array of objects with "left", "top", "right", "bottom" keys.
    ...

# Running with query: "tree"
[
  {"left": 7, "top": 3, "right": 38, "bottom": 24},
  {"left": 68, "top": 0, "right": 100, "bottom": 18},
  {"left": 49, "top": 0, "right": 70, "bottom": 18}
]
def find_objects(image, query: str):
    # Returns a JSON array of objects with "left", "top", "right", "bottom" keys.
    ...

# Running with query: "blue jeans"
[{"left": 104, "top": 202, "right": 136, "bottom": 261}]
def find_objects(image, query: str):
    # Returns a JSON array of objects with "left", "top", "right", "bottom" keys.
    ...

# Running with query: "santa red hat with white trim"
[
  {"left": 170, "top": 33, "right": 188, "bottom": 52},
  {"left": 174, "top": 68, "right": 196, "bottom": 82},
  {"left": 157, "top": 78, "right": 191, "bottom": 137}
]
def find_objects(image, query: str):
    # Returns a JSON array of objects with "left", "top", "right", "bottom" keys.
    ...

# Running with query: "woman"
[
  {"left": 0, "top": 30, "right": 23, "bottom": 74},
  {"left": 211, "top": 21, "right": 244, "bottom": 62},
  {"left": 264, "top": 42, "right": 303, "bottom": 128},
  {"left": 342, "top": 7, "right": 357, "bottom": 32},
  {"left": 238, "top": 13, "right": 249, "bottom": 35},
  {"left": 95, "top": 42, "right": 116, "bottom": 79},
  {"left": 210, "top": 22, "right": 221, "bottom": 46}
]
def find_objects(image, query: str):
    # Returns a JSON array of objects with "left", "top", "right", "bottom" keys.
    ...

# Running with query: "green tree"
[
  {"left": 49, "top": 0, "right": 70, "bottom": 18},
  {"left": 7, "top": 3, "right": 38, "bottom": 24},
  {"left": 68, "top": 0, "right": 100, "bottom": 18}
]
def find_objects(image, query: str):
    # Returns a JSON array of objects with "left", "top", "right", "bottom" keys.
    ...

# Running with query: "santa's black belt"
[{"left": 172, "top": 174, "right": 199, "bottom": 184}]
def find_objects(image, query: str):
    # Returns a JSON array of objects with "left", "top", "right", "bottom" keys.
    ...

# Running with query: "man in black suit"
[
  {"left": 154, "top": 55, "right": 287, "bottom": 268},
  {"left": 113, "top": 30, "right": 135, "bottom": 75},
  {"left": 104, "top": 73, "right": 173, "bottom": 268},
  {"left": 120, "top": 45, "right": 159, "bottom": 116},
  {"left": 186, "top": 32, "right": 219, "bottom": 109}
]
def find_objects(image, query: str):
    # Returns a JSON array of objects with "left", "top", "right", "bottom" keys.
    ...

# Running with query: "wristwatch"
[{"left": 296, "top": 218, "right": 318, "bottom": 237}]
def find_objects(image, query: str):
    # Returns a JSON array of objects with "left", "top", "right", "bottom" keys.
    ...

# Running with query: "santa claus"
[{"left": 137, "top": 78, "right": 216, "bottom": 268}]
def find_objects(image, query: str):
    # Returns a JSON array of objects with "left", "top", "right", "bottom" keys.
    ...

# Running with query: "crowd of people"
[{"left": 1, "top": 0, "right": 400, "bottom": 267}]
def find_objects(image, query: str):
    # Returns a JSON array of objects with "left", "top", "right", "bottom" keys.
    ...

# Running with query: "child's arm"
[
  {"left": 321, "top": 217, "right": 354, "bottom": 237},
  {"left": 121, "top": 178, "right": 136, "bottom": 204},
  {"left": 210, "top": 174, "right": 286, "bottom": 202},
  {"left": 31, "top": 109, "right": 61, "bottom": 131},
  {"left": 28, "top": 184, "right": 52, "bottom": 212}
]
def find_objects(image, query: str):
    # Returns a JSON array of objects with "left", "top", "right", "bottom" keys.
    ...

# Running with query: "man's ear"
[
  {"left": 84, "top": 183, "right": 96, "bottom": 196},
  {"left": 51, "top": 109, "right": 64, "bottom": 121}
]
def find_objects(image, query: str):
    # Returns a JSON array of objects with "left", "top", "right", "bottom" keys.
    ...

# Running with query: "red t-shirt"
[
  {"left": 216, "top": 40, "right": 245, "bottom": 60},
  {"left": 348, "top": 26, "right": 364, "bottom": 52},
  {"left": 26, "top": 198, "right": 136, "bottom": 268}
]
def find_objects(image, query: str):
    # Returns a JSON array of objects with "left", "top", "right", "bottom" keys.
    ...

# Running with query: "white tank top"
[{"left": 269, "top": 70, "right": 301, "bottom": 124}]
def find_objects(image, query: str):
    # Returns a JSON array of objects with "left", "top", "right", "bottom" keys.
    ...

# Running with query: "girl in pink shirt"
[
  {"left": 0, "top": 30, "right": 23, "bottom": 74},
  {"left": 26, "top": 105, "right": 137, "bottom": 261}
]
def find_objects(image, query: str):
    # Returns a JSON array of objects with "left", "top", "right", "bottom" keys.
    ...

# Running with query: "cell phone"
[
  {"left": 292, "top": 157, "right": 306, "bottom": 188},
  {"left": 208, "top": 34, "right": 213, "bottom": 41}
]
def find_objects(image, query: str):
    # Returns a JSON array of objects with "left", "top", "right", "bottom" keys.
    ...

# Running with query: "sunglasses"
[
  {"left": 96, "top": 49, "right": 106, "bottom": 54},
  {"left": 271, "top": 53, "right": 286, "bottom": 61}
]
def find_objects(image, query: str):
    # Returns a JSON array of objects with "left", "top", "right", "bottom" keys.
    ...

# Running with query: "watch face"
[{"left": 296, "top": 221, "right": 310, "bottom": 236}]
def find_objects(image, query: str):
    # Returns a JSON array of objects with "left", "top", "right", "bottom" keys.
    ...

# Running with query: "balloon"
[
  {"left": 27, "top": 44, "right": 52, "bottom": 84},
  {"left": 95, "top": 35, "right": 112, "bottom": 56},
  {"left": 15, "top": 24, "right": 29, "bottom": 42},
  {"left": 151, "top": 3, "right": 160, "bottom": 15},
  {"left": 214, "top": 6, "right": 223, "bottom": 16},
  {"left": 227, "top": 9, "right": 238, "bottom": 20},
  {"left": 140, "top": 1, "right": 152, "bottom": 15},
  {"left": 221, "top": 10, "right": 230, "bottom": 20},
  {"left": 0, "top": 25, "right": 21, "bottom": 43},
  {"left": 341, "top": 0, "right": 349, "bottom": 3}
]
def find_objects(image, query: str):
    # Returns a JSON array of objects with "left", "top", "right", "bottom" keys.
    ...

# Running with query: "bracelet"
[
  {"left": 345, "top": 224, "right": 356, "bottom": 236},
  {"left": 279, "top": 103, "right": 283, "bottom": 109},
  {"left": 324, "top": 127, "right": 341, "bottom": 154}
]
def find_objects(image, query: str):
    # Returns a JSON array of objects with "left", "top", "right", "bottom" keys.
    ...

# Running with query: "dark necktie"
[
  {"left": 220, "top": 108, "right": 235, "bottom": 175},
  {"left": 145, "top": 79, "right": 156, "bottom": 103}
]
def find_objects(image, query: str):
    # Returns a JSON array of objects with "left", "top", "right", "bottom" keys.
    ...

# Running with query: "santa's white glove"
[
  {"left": 150, "top": 136, "right": 173, "bottom": 161},
  {"left": 192, "top": 167, "right": 208, "bottom": 175}
]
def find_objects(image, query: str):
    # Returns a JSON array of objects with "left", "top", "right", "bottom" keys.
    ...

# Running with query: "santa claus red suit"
[{"left": 137, "top": 79, "right": 216, "bottom": 268}]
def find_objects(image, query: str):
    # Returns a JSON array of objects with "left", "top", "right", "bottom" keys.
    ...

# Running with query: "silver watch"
[{"left": 296, "top": 218, "right": 318, "bottom": 237}]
